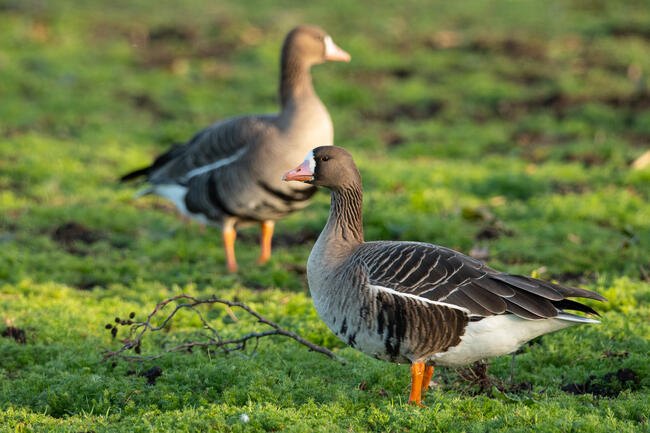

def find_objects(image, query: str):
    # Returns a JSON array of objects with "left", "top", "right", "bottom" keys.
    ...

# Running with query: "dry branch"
[{"left": 102, "top": 293, "right": 345, "bottom": 364}]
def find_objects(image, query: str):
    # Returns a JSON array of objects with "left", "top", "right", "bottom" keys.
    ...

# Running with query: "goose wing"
[
  {"left": 356, "top": 241, "right": 606, "bottom": 319},
  {"left": 148, "top": 115, "right": 273, "bottom": 183}
]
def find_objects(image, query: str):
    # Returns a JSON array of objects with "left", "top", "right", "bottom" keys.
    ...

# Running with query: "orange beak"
[
  {"left": 324, "top": 36, "right": 351, "bottom": 62},
  {"left": 282, "top": 160, "right": 313, "bottom": 182}
]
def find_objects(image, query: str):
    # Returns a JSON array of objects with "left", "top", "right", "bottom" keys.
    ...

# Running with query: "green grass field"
[{"left": 1, "top": 0, "right": 649, "bottom": 431}]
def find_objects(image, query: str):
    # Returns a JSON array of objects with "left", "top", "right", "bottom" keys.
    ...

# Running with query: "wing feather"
[
  {"left": 503, "top": 299, "right": 545, "bottom": 320},
  {"left": 473, "top": 275, "right": 516, "bottom": 297},
  {"left": 356, "top": 241, "right": 605, "bottom": 320},
  {"left": 148, "top": 115, "right": 272, "bottom": 182},
  {"left": 443, "top": 290, "right": 493, "bottom": 317},
  {"left": 492, "top": 274, "right": 563, "bottom": 300},
  {"left": 459, "top": 283, "right": 507, "bottom": 314}
]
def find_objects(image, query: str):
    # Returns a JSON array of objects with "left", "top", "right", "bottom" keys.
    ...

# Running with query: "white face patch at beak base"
[
  {"left": 324, "top": 35, "right": 336, "bottom": 55},
  {"left": 281, "top": 150, "right": 316, "bottom": 182},
  {"left": 306, "top": 150, "right": 316, "bottom": 173},
  {"left": 323, "top": 35, "right": 351, "bottom": 62}
]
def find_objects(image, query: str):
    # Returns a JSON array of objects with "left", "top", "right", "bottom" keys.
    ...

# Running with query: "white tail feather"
[
  {"left": 557, "top": 312, "right": 601, "bottom": 324},
  {"left": 134, "top": 186, "right": 154, "bottom": 199}
]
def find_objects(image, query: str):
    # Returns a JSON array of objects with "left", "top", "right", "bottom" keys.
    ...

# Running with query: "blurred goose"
[
  {"left": 121, "top": 26, "right": 350, "bottom": 272},
  {"left": 283, "top": 146, "right": 607, "bottom": 407}
]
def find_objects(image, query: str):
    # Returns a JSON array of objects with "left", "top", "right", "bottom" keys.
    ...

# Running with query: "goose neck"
[
  {"left": 279, "top": 55, "right": 317, "bottom": 110},
  {"left": 322, "top": 183, "right": 364, "bottom": 250}
]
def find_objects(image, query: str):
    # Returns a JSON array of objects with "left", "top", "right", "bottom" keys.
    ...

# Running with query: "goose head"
[
  {"left": 282, "top": 146, "right": 360, "bottom": 189},
  {"left": 283, "top": 25, "right": 351, "bottom": 67}
]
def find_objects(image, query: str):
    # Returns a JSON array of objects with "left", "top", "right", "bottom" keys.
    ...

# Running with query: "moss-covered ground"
[{"left": 1, "top": 0, "right": 649, "bottom": 431}]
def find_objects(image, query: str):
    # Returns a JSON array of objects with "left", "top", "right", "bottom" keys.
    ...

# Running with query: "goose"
[
  {"left": 120, "top": 26, "right": 350, "bottom": 272},
  {"left": 282, "top": 146, "right": 607, "bottom": 407}
]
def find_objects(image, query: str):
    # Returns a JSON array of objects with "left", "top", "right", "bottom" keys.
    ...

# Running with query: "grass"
[{"left": 1, "top": 0, "right": 649, "bottom": 431}]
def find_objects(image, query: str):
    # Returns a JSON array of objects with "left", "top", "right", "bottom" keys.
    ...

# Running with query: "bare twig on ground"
[
  {"left": 102, "top": 293, "right": 345, "bottom": 364},
  {"left": 451, "top": 360, "right": 532, "bottom": 395},
  {"left": 454, "top": 360, "right": 492, "bottom": 391}
]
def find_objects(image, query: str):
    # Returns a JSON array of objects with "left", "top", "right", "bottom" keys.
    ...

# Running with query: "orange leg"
[
  {"left": 257, "top": 220, "right": 275, "bottom": 265},
  {"left": 222, "top": 225, "right": 238, "bottom": 273},
  {"left": 408, "top": 362, "right": 427, "bottom": 407},
  {"left": 421, "top": 365, "right": 434, "bottom": 401}
]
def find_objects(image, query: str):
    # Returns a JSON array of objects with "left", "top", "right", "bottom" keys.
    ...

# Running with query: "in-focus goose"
[
  {"left": 121, "top": 26, "right": 350, "bottom": 272},
  {"left": 283, "top": 146, "right": 607, "bottom": 407}
]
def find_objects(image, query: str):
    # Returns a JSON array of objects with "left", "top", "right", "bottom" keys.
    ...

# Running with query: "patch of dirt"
[
  {"left": 512, "top": 131, "right": 576, "bottom": 163},
  {"left": 425, "top": 32, "right": 547, "bottom": 61},
  {"left": 462, "top": 206, "right": 494, "bottom": 222},
  {"left": 363, "top": 100, "right": 445, "bottom": 122},
  {"left": 389, "top": 67, "right": 415, "bottom": 80},
  {"left": 2, "top": 326, "right": 27, "bottom": 344},
  {"left": 475, "top": 226, "right": 501, "bottom": 240},
  {"left": 466, "top": 36, "right": 547, "bottom": 61},
  {"left": 0, "top": 219, "right": 18, "bottom": 232},
  {"left": 283, "top": 263, "right": 306, "bottom": 276},
  {"left": 607, "top": 24, "right": 650, "bottom": 39},
  {"left": 462, "top": 206, "right": 514, "bottom": 240},
  {"left": 601, "top": 350, "right": 629, "bottom": 360},
  {"left": 449, "top": 360, "right": 532, "bottom": 395},
  {"left": 0, "top": 0, "right": 25, "bottom": 12},
  {"left": 561, "top": 368, "right": 640, "bottom": 397},
  {"left": 118, "top": 92, "right": 173, "bottom": 120},
  {"left": 346, "top": 69, "right": 388, "bottom": 89},
  {"left": 551, "top": 181, "right": 591, "bottom": 195},
  {"left": 564, "top": 152, "right": 607, "bottom": 167},
  {"left": 75, "top": 280, "right": 106, "bottom": 291},
  {"left": 501, "top": 70, "right": 550, "bottom": 86},
  {"left": 381, "top": 131, "right": 406, "bottom": 148},
  {"left": 497, "top": 91, "right": 650, "bottom": 119},
  {"left": 358, "top": 380, "right": 389, "bottom": 398},
  {"left": 140, "top": 366, "right": 163, "bottom": 385},
  {"left": 625, "top": 132, "right": 650, "bottom": 147},
  {"left": 134, "top": 23, "right": 240, "bottom": 69},
  {"left": 241, "top": 280, "right": 269, "bottom": 291},
  {"left": 477, "top": 222, "right": 514, "bottom": 240},
  {"left": 456, "top": 360, "right": 491, "bottom": 390},
  {"left": 498, "top": 93, "right": 570, "bottom": 118},
  {"left": 513, "top": 131, "right": 576, "bottom": 147},
  {"left": 51, "top": 222, "right": 104, "bottom": 255},
  {"left": 270, "top": 229, "right": 320, "bottom": 247},
  {"left": 148, "top": 25, "right": 197, "bottom": 43},
  {"left": 424, "top": 30, "right": 463, "bottom": 49}
]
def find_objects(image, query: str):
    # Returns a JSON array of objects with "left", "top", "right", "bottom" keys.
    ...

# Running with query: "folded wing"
[{"left": 357, "top": 242, "right": 606, "bottom": 320}]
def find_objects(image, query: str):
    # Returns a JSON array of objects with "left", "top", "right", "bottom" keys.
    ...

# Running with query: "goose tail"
[
  {"left": 133, "top": 186, "right": 154, "bottom": 199},
  {"left": 557, "top": 312, "right": 601, "bottom": 324}
]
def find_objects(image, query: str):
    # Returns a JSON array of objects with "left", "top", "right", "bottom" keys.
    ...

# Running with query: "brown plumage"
[{"left": 283, "top": 146, "right": 607, "bottom": 407}]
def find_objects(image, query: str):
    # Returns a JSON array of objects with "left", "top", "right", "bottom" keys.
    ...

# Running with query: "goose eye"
[{"left": 321, "top": 155, "right": 330, "bottom": 162}]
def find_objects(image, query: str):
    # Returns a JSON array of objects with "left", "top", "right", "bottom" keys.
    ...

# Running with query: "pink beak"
[
  {"left": 282, "top": 160, "right": 313, "bottom": 182},
  {"left": 324, "top": 35, "right": 351, "bottom": 62}
]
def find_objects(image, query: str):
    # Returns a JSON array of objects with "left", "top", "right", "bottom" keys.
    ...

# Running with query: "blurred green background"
[{"left": 0, "top": 0, "right": 649, "bottom": 432}]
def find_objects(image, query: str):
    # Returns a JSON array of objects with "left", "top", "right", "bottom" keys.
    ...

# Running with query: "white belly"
[
  {"left": 431, "top": 315, "right": 576, "bottom": 366},
  {"left": 148, "top": 184, "right": 213, "bottom": 226}
]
